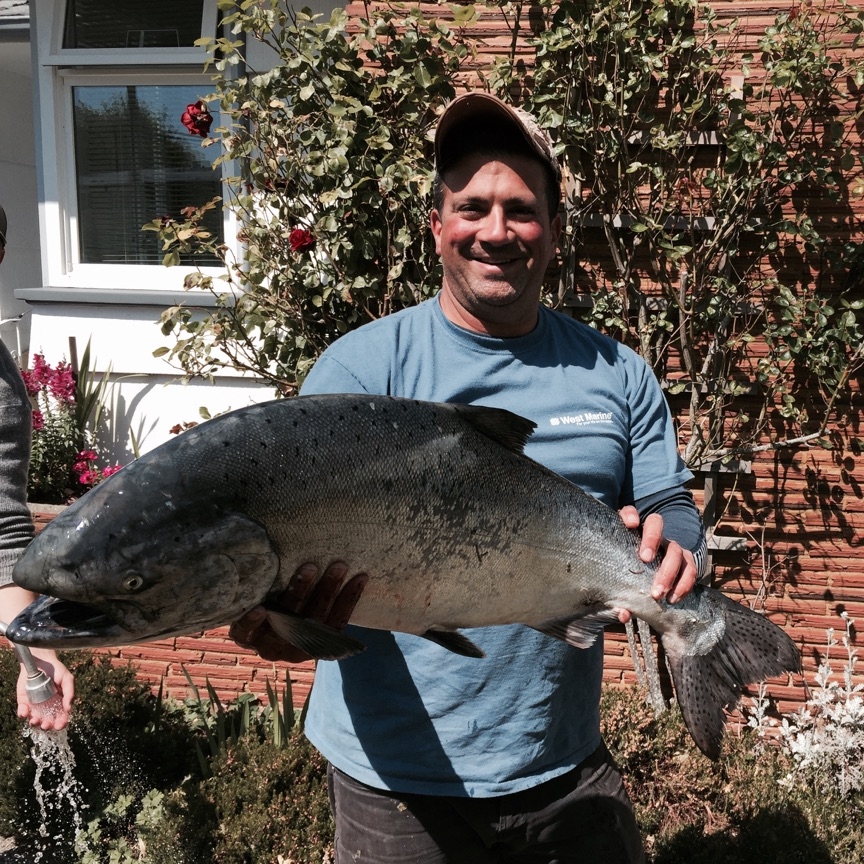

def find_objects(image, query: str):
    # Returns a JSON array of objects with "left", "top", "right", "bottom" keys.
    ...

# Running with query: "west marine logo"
[{"left": 549, "top": 411, "right": 613, "bottom": 427}]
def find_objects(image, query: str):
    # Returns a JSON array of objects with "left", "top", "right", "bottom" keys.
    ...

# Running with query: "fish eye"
[{"left": 122, "top": 572, "right": 145, "bottom": 593}]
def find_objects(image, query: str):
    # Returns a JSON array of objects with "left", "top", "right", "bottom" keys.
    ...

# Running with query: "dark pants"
[{"left": 326, "top": 743, "right": 645, "bottom": 864}]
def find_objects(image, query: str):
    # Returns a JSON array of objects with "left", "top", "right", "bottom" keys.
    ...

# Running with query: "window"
[
  {"left": 62, "top": 0, "right": 206, "bottom": 49},
  {"left": 34, "top": 0, "right": 226, "bottom": 290},
  {"left": 72, "top": 84, "right": 221, "bottom": 266}
]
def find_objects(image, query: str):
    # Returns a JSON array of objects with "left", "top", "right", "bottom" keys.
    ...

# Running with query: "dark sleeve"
[
  {"left": 0, "top": 342, "right": 34, "bottom": 586},
  {"left": 633, "top": 485, "right": 707, "bottom": 583}
]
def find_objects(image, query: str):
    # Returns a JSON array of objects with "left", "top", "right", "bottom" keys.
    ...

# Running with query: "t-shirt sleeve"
[
  {"left": 622, "top": 352, "right": 692, "bottom": 502},
  {"left": 299, "top": 319, "right": 400, "bottom": 397},
  {"left": 0, "top": 345, "right": 35, "bottom": 586}
]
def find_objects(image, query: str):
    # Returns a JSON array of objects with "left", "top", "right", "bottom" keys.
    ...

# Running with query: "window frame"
[
  {"left": 45, "top": 0, "right": 216, "bottom": 66},
  {"left": 34, "top": 0, "right": 233, "bottom": 292}
]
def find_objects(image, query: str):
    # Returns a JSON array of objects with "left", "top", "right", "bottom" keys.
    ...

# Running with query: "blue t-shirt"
[{"left": 300, "top": 295, "right": 691, "bottom": 797}]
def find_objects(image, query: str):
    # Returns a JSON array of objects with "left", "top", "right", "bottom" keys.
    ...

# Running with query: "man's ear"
[{"left": 430, "top": 209, "right": 443, "bottom": 255}]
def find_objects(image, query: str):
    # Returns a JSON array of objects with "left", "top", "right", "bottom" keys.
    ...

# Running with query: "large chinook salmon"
[{"left": 8, "top": 394, "right": 799, "bottom": 758}]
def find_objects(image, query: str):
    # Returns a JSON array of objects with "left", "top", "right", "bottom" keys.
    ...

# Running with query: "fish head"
[{"left": 8, "top": 459, "right": 280, "bottom": 648}]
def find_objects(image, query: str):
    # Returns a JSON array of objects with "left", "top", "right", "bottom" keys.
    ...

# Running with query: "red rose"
[
  {"left": 289, "top": 228, "right": 315, "bottom": 253},
  {"left": 181, "top": 101, "right": 213, "bottom": 138}
]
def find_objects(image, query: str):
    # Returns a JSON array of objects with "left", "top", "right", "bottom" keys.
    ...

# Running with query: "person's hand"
[
  {"left": 16, "top": 650, "right": 74, "bottom": 732},
  {"left": 616, "top": 506, "right": 697, "bottom": 624},
  {"left": 229, "top": 561, "right": 368, "bottom": 663}
]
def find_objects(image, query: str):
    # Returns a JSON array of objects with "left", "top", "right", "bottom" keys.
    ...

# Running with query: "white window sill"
[{"left": 15, "top": 287, "right": 227, "bottom": 308}]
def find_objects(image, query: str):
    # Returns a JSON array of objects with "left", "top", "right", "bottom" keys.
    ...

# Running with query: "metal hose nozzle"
[{"left": 0, "top": 621, "right": 58, "bottom": 704}]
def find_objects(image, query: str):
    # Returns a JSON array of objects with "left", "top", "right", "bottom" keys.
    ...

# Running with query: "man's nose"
[{"left": 477, "top": 207, "right": 510, "bottom": 243}]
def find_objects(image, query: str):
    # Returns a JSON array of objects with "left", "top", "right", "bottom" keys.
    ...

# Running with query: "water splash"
[{"left": 20, "top": 725, "right": 88, "bottom": 862}]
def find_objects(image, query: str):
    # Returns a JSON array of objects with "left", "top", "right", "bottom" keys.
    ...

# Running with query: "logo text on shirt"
[{"left": 549, "top": 411, "right": 613, "bottom": 427}]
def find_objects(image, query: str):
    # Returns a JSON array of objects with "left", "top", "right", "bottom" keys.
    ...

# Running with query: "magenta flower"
[
  {"left": 181, "top": 100, "right": 214, "bottom": 138},
  {"left": 48, "top": 361, "right": 76, "bottom": 406},
  {"left": 21, "top": 354, "right": 51, "bottom": 396},
  {"left": 31, "top": 410, "right": 44, "bottom": 432},
  {"left": 289, "top": 228, "right": 315, "bottom": 254},
  {"left": 102, "top": 464, "right": 123, "bottom": 478}
]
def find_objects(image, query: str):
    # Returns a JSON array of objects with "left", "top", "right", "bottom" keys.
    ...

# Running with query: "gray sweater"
[{"left": 0, "top": 340, "right": 34, "bottom": 586}]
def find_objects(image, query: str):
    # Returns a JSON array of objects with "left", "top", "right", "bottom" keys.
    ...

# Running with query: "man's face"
[{"left": 431, "top": 151, "right": 560, "bottom": 338}]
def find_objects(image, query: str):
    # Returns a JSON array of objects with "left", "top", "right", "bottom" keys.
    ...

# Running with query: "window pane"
[
  {"left": 72, "top": 85, "right": 222, "bottom": 266},
  {"left": 63, "top": 0, "right": 205, "bottom": 49}
]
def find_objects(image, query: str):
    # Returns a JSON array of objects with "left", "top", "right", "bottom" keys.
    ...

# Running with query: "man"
[
  {"left": 232, "top": 93, "right": 704, "bottom": 862},
  {"left": 0, "top": 203, "right": 75, "bottom": 730}
]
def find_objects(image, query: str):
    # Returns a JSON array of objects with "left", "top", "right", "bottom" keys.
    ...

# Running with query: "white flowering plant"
[{"left": 748, "top": 613, "right": 864, "bottom": 797}]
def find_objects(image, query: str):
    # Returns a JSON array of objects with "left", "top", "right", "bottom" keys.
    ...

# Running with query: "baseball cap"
[
  {"left": 0, "top": 205, "right": 6, "bottom": 248},
  {"left": 433, "top": 92, "right": 562, "bottom": 187}
]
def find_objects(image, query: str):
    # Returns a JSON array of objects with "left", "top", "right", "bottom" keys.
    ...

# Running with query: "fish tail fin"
[{"left": 661, "top": 590, "right": 801, "bottom": 760}]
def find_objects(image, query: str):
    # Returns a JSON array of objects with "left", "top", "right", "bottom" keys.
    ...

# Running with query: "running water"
[{"left": 21, "top": 725, "right": 88, "bottom": 862}]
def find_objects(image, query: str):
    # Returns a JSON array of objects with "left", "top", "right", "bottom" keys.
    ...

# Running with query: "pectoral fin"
[{"left": 265, "top": 610, "right": 367, "bottom": 661}]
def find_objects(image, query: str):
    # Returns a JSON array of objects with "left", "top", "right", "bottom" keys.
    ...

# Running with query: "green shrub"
[
  {"left": 0, "top": 651, "right": 205, "bottom": 863},
  {"left": 141, "top": 731, "right": 332, "bottom": 864},
  {"left": 601, "top": 683, "right": 864, "bottom": 864},
  {"left": 2, "top": 648, "right": 862, "bottom": 863},
  {"left": 0, "top": 649, "right": 34, "bottom": 833}
]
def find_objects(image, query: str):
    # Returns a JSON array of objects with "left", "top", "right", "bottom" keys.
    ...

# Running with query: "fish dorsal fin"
[{"left": 452, "top": 404, "right": 536, "bottom": 455}]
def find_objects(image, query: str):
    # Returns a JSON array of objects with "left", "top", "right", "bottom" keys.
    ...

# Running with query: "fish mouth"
[{"left": 5, "top": 595, "right": 129, "bottom": 649}]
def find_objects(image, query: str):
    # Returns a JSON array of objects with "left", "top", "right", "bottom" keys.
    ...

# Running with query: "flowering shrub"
[
  {"left": 151, "top": 3, "right": 467, "bottom": 393},
  {"left": 21, "top": 352, "right": 120, "bottom": 503},
  {"left": 776, "top": 613, "right": 864, "bottom": 796}
]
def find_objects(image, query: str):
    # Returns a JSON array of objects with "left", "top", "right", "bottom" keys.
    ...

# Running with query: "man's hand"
[
  {"left": 229, "top": 561, "right": 367, "bottom": 663},
  {"left": 616, "top": 505, "right": 697, "bottom": 624}
]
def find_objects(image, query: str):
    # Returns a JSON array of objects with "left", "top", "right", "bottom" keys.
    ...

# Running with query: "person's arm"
[
  {"left": 0, "top": 583, "right": 75, "bottom": 730},
  {"left": 0, "top": 342, "right": 75, "bottom": 730}
]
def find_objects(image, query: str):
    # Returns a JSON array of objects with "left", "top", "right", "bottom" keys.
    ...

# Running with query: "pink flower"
[
  {"left": 102, "top": 464, "right": 123, "bottom": 478},
  {"left": 48, "top": 362, "right": 76, "bottom": 405},
  {"left": 76, "top": 449, "right": 98, "bottom": 462},
  {"left": 20, "top": 370, "right": 40, "bottom": 397},
  {"left": 181, "top": 100, "right": 214, "bottom": 138},
  {"left": 289, "top": 228, "right": 315, "bottom": 254},
  {"left": 78, "top": 470, "right": 100, "bottom": 486},
  {"left": 21, "top": 354, "right": 51, "bottom": 396},
  {"left": 31, "top": 410, "right": 44, "bottom": 432}
]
